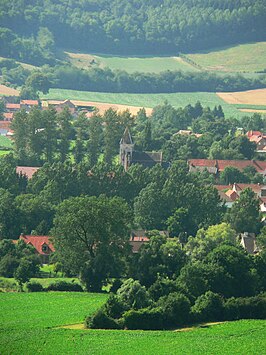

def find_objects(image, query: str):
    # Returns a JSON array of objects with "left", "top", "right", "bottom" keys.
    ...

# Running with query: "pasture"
[
  {"left": 187, "top": 42, "right": 266, "bottom": 73},
  {"left": 0, "top": 292, "right": 265, "bottom": 354},
  {"left": 41, "top": 89, "right": 253, "bottom": 119},
  {"left": 0, "top": 136, "right": 13, "bottom": 148},
  {"left": 65, "top": 51, "right": 198, "bottom": 73}
]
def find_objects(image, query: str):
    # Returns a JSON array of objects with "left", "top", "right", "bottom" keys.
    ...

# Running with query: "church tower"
[{"left": 120, "top": 127, "right": 134, "bottom": 171}]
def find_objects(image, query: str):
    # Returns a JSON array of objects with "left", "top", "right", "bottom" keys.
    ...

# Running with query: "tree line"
[
  {"left": 1, "top": 60, "right": 266, "bottom": 96},
  {"left": 0, "top": 0, "right": 265, "bottom": 57}
]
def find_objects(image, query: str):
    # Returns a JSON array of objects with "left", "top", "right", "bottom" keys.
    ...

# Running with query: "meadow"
[
  {"left": 187, "top": 42, "right": 266, "bottom": 73},
  {"left": 41, "top": 89, "right": 253, "bottom": 119},
  {"left": 0, "top": 292, "right": 265, "bottom": 355},
  {"left": 65, "top": 51, "right": 198, "bottom": 73},
  {"left": 0, "top": 135, "right": 13, "bottom": 148}
]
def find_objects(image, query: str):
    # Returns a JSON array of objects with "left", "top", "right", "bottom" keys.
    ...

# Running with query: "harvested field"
[
  {"left": 45, "top": 100, "right": 153, "bottom": 116},
  {"left": 0, "top": 85, "right": 19, "bottom": 96},
  {"left": 239, "top": 109, "right": 266, "bottom": 113},
  {"left": 217, "top": 89, "right": 266, "bottom": 105}
]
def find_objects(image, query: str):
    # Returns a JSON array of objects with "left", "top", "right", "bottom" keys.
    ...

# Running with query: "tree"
[
  {"left": 220, "top": 166, "right": 249, "bottom": 185},
  {"left": 52, "top": 195, "right": 132, "bottom": 291},
  {"left": 185, "top": 223, "right": 237, "bottom": 261},
  {"left": 226, "top": 188, "right": 261, "bottom": 233},
  {"left": 25, "top": 71, "right": 51, "bottom": 94}
]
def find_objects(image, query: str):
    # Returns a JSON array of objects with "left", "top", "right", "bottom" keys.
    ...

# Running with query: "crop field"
[
  {"left": 187, "top": 42, "right": 266, "bottom": 72},
  {"left": 0, "top": 84, "right": 19, "bottom": 96},
  {"left": 65, "top": 51, "right": 198, "bottom": 73},
  {"left": 0, "top": 292, "right": 265, "bottom": 355},
  {"left": 217, "top": 89, "right": 266, "bottom": 106},
  {"left": 41, "top": 89, "right": 256, "bottom": 119}
]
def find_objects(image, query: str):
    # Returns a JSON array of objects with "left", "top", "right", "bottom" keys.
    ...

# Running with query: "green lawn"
[
  {"left": 0, "top": 135, "right": 13, "bottom": 148},
  {"left": 187, "top": 42, "right": 266, "bottom": 72},
  {"left": 41, "top": 89, "right": 251, "bottom": 119},
  {"left": 65, "top": 51, "right": 198, "bottom": 73},
  {"left": 0, "top": 292, "right": 265, "bottom": 354}
]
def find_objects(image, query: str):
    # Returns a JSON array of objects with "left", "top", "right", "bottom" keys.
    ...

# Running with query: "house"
[
  {"left": 215, "top": 183, "right": 266, "bottom": 214},
  {"left": 5, "top": 103, "right": 21, "bottom": 113},
  {"left": 120, "top": 127, "right": 169, "bottom": 171},
  {"left": 129, "top": 230, "right": 150, "bottom": 253},
  {"left": 19, "top": 234, "right": 55, "bottom": 264},
  {"left": 188, "top": 159, "right": 266, "bottom": 177},
  {"left": 16, "top": 166, "right": 40, "bottom": 179},
  {"left": 20, "top": 100, "right": 39, "bottom": 112},
  {"left": 246, "top": 130, "right": 266, "bottom": 152},
  {"left": 3, "top": 112, "right": 13, "bottom": 121},
  {"left": 129, "top": 230, "right": 169, "bottom": 253},
  {"left": 42, "top": 100, "right": 76, "bottom": 115}
]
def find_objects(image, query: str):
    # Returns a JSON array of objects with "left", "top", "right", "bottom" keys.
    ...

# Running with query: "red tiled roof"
[
  {"left": 246, "top": 131, "right": 263, "bottom": 138},
  {"left": 189, "top": 159, "right": 266, "bottom": 173},
  {"left": 214, "top": 185, "right": 231, "bottom": 191},
  {"left": 20, "top": 235, "right": 55, "bottom": 255},
  {"left": 0, "top": 121, "right": 11, "bottom": 129},
  {"left": 16, "top": 166, "right": 40, "bottom": 179},
  {"left": 6, "top": 103, "right": 20, "bottom": 109},
  {"left": 234, "top": 183, "right": 263, "bottom": 195},
  {"left": 21, "top": 100, "right": 39, "bottom": 106},
  {"left": 3, "top": 112, "right": 14, "bottom": 120},
  {"left": 188, "top": 159, "right": 217, "bottom": 167}
]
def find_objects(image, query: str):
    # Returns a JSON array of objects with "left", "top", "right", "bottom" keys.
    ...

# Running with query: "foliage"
[
  {"left": 52, "top": 195, "right": 132, "bottom": 291},
  {"left": 46, "top": 281, "right": 83, "bottom": 292},
  {"left": 26, "top": 281, "right": 44, "bottom": 292},
  {"left": 191, "top": 291, "right": 224, "bottom": 322},
  {"left": 224, "top": 294, "right": 266, "bottom": 320},
  {"left": 123, "top": 307, "right": 164, "bottom": 330},
  {"left": 85, "top": 308, "right": 121, "bottom": 330}
]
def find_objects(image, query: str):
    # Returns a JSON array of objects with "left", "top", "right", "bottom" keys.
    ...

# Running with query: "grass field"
[
  {"left": 187, "top": 42, "right": 266, "bottom": 72},
  {"left": 0, "top": 292, "right": 265, "bottom": 355},
  {"left": 65, "top": 51, "right": 198, "bottom": 73},
  {"left": 0, "top": 136, "right": 13, "bottom": 148},
  {"left": 41, "top": 89, "right": 252, "bottom": 119}
]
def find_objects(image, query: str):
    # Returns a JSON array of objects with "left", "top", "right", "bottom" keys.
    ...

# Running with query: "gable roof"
[
  {"left": 188, "top": 159, "right": 266, "bottom": 174},
  {"left": 19, "top": 235, "right": 55, "bottom": 255},
  {"left": 21, "top": 100, "right": 39, "bottom": 106},
  {"left": 6, "top": 103, "right": 20, "bottom": 110},
  {"left": 16, "top": 166, "right": 40, "bottom": 179}
]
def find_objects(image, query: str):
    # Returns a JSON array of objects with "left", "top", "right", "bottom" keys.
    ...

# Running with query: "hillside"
[{"left": 0, "top": 0, "right": 265, "bottom": 66}]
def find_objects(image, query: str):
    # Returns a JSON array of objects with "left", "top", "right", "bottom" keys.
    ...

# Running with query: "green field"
[
  {"left": 0, "top": 292, "right": 265, "bottom": 355},
  {"left": 0, "top": 136, "right": 13, "bottom": 148},
  {"left": 65, "top": 51, "right": 198, "bottom": 73},
  {"left": 187, "top": 42, "right": 266, "bottom": 73},
  {"left": 41, "top": 89, "right": 252, "bottom": 119}
]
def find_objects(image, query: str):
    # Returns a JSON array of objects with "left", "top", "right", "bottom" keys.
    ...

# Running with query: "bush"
[
  {"left": 104, "top": 294, "right": 127, "bottom": 319},
  {"left": 117, "top": 278, "right": 151, "bottom": 310},
  {"left": 85, "top": 308, "right": 122, "bottom": 329},
  {"left": 224, "top": 294, "right": 266, "bottom": 320},
  {"left": 158, "top": 292, "right": 191, "bottom": 327},
  {"left": 123, "top": 307, "right": 164, "bottom": 330},
  {"left": 110, "top": 279, "right": 123, "bottom": 293},
  {"left": 46, "top": 281, "right": 83, "bottom": 292},
  {"left": 0, "top": 278, "right": 18, "bottom": 292},
  {"left": 26, "top": 281, "right": 44, "bottom": 292},
  {"left": 191, "top": 291, "right": 224, "bottom": 323},
  {"left": 0, "top": 255, "right": 19, "bottom": 277},
  {"left": 149, "top": 277, "right": 178, "bottom": 301}
]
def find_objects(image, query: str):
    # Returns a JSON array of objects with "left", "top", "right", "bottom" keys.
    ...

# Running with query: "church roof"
[
  {"left": 132, "top": 151, "right": 163, "bottom": 167},
  {"left": 120, "top": 127, "right": 133, "bottom": 145}
]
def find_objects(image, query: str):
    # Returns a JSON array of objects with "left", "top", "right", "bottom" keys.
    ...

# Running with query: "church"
[{"left": 120, "top": 127, "right": 169, "bottom": 171}]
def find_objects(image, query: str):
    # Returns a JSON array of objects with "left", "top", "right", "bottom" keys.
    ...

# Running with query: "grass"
[
  {"left": 0, "top": 291, "right": 265, "bottom": 355},
  {"left": 41, "top": 89, "right": 252, "bottom": 119},
  {"left": 65, "top": 51, "right": 198, "bottom": 73},
  {"left": 187, "top": 42, "right": 266, "bottom": 73},
  {"left": 0, "top": 135, "right": 13, "bottom": 148}
]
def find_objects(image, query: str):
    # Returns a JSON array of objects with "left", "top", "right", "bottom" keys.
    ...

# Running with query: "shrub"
[
  {"left": 85, "top": 308, "right": 121, "bottom": 329},
  {"left": 110, "top": 279, "right": 123, "bottom": 293},
  {"left": 149, "top": 277, "right": 178, "bottom": 301},
  {"left": 224, "top": 294, "right": 266, "bottom": 320},
  {"left": 0, "top": 254, "right": 19, "bottom": 277},
  {"left": 46, "top": 281, "right": 83, "bottom": 292},
  {"left": 26, "top": 281, "right": 44, "bottom": 292},
  {"left": 117, "top": 278, "right": 151, "bottom": 310},
  {"left": 158, "top": 292, "right": 191, "bottom": 327},
  {"left": 0, "top": 278, "right": 18, "bottom": 292},
  {"left": 104, "top": 294, "right": 127, "bottom": 319},
  {"left": 191, "top": 291, "right": 224, "bottom": 322},
  {"left": 123, "top": 307, "right": 164, "bottom": 330}
]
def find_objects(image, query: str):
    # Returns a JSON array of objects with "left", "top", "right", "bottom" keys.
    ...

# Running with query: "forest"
[{"left": 0, "top": 0, "right": 265, "bottom": 57}]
